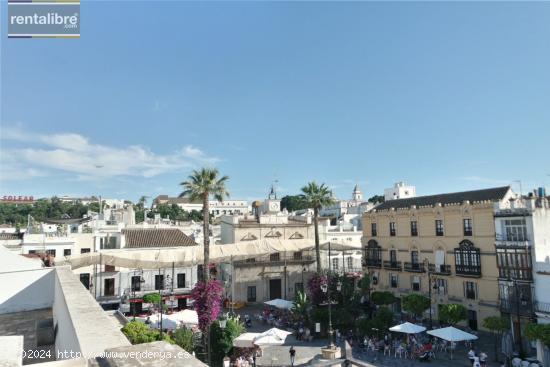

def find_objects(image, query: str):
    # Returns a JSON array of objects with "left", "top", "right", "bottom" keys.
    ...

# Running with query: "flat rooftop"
[{"left": 0, "top": 309, "right": 55, "bottom": 365}]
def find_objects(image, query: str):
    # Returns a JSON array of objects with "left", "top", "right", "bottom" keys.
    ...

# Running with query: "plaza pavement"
[{"left": 231, "top": 305, "right": 521, "bottom": 367}]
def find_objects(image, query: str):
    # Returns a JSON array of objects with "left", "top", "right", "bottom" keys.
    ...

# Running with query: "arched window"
[
  {"left": 454, "top": 240, "right": 481, "bottom": 276},
  {"left": 363, "top": 240, "right": 382, "bottom": 268}
]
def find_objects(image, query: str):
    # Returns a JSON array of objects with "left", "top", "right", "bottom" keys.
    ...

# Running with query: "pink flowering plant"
[{"left": 191, "top": 279, "right": 224, "bottom": 331}]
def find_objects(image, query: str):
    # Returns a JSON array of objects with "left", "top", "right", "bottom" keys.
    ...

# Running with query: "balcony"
[
  {"left": 500, "top": 298, "right": 534, "bottom": 316},
  {"left": 497, "top": 268, "right": 533, "bottom": 282},
  {"left": 428, "top": 264, "right": 452, "bottom": 275},
  {"left": 363, "top": 258, "right": 382, "bottom": 268},
  {"left": 495, "top": 234, "right": 530, "bottom": 248},
  {"left": 535, "top": 302, "right": 550, "bottom": 314},
  {"left": 383, "top": 261, "right": 402, "bottom": 271},
  {"left": 404, "top": 262, "right": 425, "bottom": 273},
  {"left": 455, "top": 265, "right": 481, "bottom": 277},
  {"left": 233, "top": 254, "right": 315, "bottom": 268}
]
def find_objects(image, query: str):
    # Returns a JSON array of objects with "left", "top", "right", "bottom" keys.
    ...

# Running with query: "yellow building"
[{"left": 362, "top": 186, "right": 514, "bottom": 331}]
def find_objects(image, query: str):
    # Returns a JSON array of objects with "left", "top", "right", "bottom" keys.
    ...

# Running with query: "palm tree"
[
  {"left": 301, "top": 182, "right": 335, "bottom": 273},
  {"left": 179, "top": 168, "right": 229, "bottom": 281}
]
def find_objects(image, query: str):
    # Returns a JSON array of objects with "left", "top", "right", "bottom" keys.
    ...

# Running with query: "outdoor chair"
[
  {"left": 384, "top": 344, "right": 391, "bottom": 356},
  {"left": 394, "top": 345, "right": 405, "bottom": 358},
  {"left": 521, "top": 361, "right": 530, "bottom": 367},
  {"left": 512, "top": 358, "right": 522, "bottom": 367}
]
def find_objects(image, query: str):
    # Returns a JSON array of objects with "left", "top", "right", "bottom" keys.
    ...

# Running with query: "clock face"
[{"left": 270, "top": 202, "right": 280, "bottom": 211}]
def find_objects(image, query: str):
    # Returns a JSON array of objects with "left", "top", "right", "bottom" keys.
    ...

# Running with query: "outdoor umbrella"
[
  {"left": 389, "top": 322, "right": 427, "bottom": 334},
  {"left": 233, "top": 332, "right": 261, "bottom": 348},
  {"left": 253, "top": 328, "right": 292, "bottom": 346},
  {"left": 264, "top": 299, "right": 294, "bottom": 310},
  {"left": 145, "top": 313, "right": 178, "bottom": 330},
  {"left": 166, "top": 309, "right": 198, "bottom": 327},
  {"left": 427, "top": 326, "right": 478, "bottom": 359}
]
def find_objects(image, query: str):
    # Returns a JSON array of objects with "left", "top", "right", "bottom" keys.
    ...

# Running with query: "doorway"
[
  {"left": 130, "top": 302, "right": 143, "bottom": 315},
  {"left": 467, "top": 310, "right": 478, "bottom": 330},
  {"left": 269, "top": 279, "right": 282, "bottom": 300},
  {"left": 178, "top": 298, "right": 187, "bottom": 310},
  {"left": 104, "top": 278, "right": 115, "bottom": 296},
  {"left": 79, "top": 273, "right": 90, "bottom": 289}
]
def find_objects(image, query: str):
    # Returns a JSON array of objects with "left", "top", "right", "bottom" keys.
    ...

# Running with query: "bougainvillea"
[
  {"left": 191, "top": 279, "right": 224, "bottom": 331},
  {"left": 307, "top": 273, "right": 328, "bottom": 305}
]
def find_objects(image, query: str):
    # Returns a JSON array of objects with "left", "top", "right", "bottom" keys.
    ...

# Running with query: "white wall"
[{"left": 0, "top": 268, "right": 55, "bottom": 313}]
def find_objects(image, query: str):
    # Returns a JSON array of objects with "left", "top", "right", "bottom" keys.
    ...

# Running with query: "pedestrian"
[
  {"left": 289, "top": 346, "right": 296, "bottom": 367},
  {"left": 479, "top": 351, "right": 487, "bottom": 367},
  {"left": 468, "top": 348, "right": 476, "bottom": 365},
  {"left": 472, "top": 354, "right": 481, "bottom": 367}
]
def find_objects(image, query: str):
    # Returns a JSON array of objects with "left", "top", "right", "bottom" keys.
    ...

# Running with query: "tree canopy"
[
  {"left": 367, "top": 195, "right": 385, "bottom": 204},
  {"left": 438, "top": 304, "right": 467, "bottom": 325},
  {"left": 370, "top": 291, "right": 397, "bottom": 306},
  {"left": 402, "top": 294, "right": 430, "bottom": 319},
  {"left": 280, "top": 195, "right": 308, "bottom": 212},
  {"left": 0, "top": 198, "right": 99, "bottom": 226}
]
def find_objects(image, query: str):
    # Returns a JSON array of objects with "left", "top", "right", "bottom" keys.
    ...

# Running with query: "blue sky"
[{"left": 1, "top": 1, "right": 549, "bottom": 203}]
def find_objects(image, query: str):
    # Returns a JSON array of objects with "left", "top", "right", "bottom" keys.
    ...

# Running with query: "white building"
[
  {"left": 493, "top": 190, "right": 550, "bottom": 355},
  {"left": 384, "top": 181, "right": 416, "bottom": 201},
  {"left": 320, "top": 185, "right": 376, "bottom": 229},
  {"left": 152, "top": 195, "right": 250, "bottom": 217}
]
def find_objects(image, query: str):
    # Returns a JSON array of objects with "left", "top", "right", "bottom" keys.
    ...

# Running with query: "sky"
[{"left": 1, "top": 1, "right": 549, "bottom": 203}]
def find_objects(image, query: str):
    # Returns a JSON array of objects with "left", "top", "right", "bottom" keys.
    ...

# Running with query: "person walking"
[
  {"left": 289, "top": 346, "right": 296, "bottom": 367},
  {"left": 479, "top": 351, "right": 488, "bottom": 367}
]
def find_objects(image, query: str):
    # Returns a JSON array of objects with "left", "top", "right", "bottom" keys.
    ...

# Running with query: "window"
[
  {"left": 464, "top": 281, "right": 477, "bottom": 300},
  {"left": 412, "top": 276, "right": 421, "bottom": 291},
  {"left": 295, "top": 282, "right": 304, "bottom": 294},
  {"left": 131, "top": 276, "right": 141, "bottom": 291},
  {"left": 435, "top": 220, "right": 444, "bottom": 236},
  {"left": 503, "top": 218, "right": 528, "bottom": 241},
  {"left": 463, "top": 219, "right": 473, "bottom": 236},
  {"left": 435, "top": 278, "right": 447, "bottom": 294},
  {"left": 46, "top": 249, "right": 56, "bottom": 257},
  {"left": 411, "top": 250, "right": 419, "bottom": 265},
  {"left": 389, "top": 222, "right": 396, "bottom": 236},
  {"left": 372, "top": 271, "right": 379, "bottom": 285},
  {"left": 364, "top": 240, "right": 382, "bottom": 267},
  {"left": 411, "top": 221, "right": 418, "bottom": 236},
  {"left": 105, "top": 265, "right": 115, "bottom": 272},
  {"left": 371, "top": 223, "right": 377, "bottom": 237},
  {"left": 389, "top": 249, "right": 397, "bottom": 264},
  {"left": 177, "top": 273, "right": 186, "bottom": 288},
  {"left": 455, "top": 240, "right": 481, "bottom": 276},
  {"left": 247, "top": 286, "right": 257, "bottom": 302},
  {"left": 155, "top": 274, "right": 164, "bottom": 290},
  {"left": 390, "top": 274, "right": 398, "bottom": 288},
  {"left": 347, "top": 257, "right": 353, "bottom": 269},
  {"left": 64, "top": 249, "right": 71, "bottom": 256},
  {"left": 270, "top": 253, "right": 280, "bottom": 262},
  {"left": 81, "top": 248, "right": 91, "bottom": 254},
  {"left": 293, "top": 251, "right": 303, "bottom": 260},
  {"left": 28, "top": 250, "right": 36, "bottom": 254},
  {"left": 332, "top": 258, "right": 339, "bottom": 270}
]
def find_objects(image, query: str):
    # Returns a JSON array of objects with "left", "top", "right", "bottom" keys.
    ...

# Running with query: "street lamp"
[
  {"left": 321, "top": 278, "right": 338, "bottom": 349},
  {"left": 220, "top": 313, "right": 229, "bottom": 366},
  {"left": 423, "top": 258, "right": 435, "bottom": 329}
]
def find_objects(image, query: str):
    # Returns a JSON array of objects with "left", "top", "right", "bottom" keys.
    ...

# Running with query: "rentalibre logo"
[{"left": 8, "top": 0, "right": 80, "bottom": 38}]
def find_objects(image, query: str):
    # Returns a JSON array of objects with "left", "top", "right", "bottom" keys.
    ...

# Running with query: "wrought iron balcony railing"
[
  {"left": 363, "top": 258, "right": 382, "bottom": 268},
  {"left": 455, "top": 265, "right": 481, "bottom": 277},
  {"left": 234, "top": 254, "right": 315, "bottom": 267},
  {"left": 535, "top": 302, "right": 550, "bottom": 314},
  {"left": 500, "top": 299, "right": 534, "bottom": 316},
  {"left": 404, "top": 262, "right": 425, "bottom": 273},
  {"left": 428, "top": 264, "right": 452, "bottom": 275},
  {"left": 383, "top": 261, "right": 402, "bottom": 271}
]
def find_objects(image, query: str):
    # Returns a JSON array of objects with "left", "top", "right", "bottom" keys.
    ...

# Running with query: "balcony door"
[
  {"left": 435, "top": 249, "right": 445, "bottom": 272},
  {"left": 389, "top": 250, "right": 397, "bottom": 264}
]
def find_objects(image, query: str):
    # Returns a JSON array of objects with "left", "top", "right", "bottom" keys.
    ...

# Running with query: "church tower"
[{"left": 352, "top": 184, "right": 363, "bottom": 201}]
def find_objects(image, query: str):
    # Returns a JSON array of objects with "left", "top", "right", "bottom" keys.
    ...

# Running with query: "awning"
[{"left": 62, "top": 239, "right": 322, "bottom": 269}]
